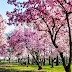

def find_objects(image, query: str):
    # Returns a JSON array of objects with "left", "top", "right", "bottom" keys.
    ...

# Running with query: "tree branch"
[
  {"left": 60, "top": 52, "right": 66, "bottom": 69},
  {"left": 67, "top": 12, "right": 72, "bottom": 14},
  {"left": 35, "top": 8, "right": 48, "bottom": 15},
  {"left": 66, "top": 13, "right": 71, "bottom": 66},
  {"left": 38, "top": 29, "right": 47, "bottom": 31},
  {"left": 52, "top": 17, "right": 55, "bottom": 34},
  {"left": 57, "top": 0, "right": 67, "bottom": 12},
  {"left": 64, "top": 0, "right": 72, "bottom": 7},
  {"left": 41, "top": 17, "right": 52, "bottom": 36},
  {"left": 54, "top": 24, "right": 63, "bottom": 42}
]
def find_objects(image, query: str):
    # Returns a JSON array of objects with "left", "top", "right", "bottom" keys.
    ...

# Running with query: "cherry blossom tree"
[
  {"left": 0, "top": 14, "right": 7, "bottom": 57},
  {"left": 7, "top": 24, "right": 25, "bottom": 61},
  {"left": 24, "top": 28, "right": 46, "bottom": 69},
  {"left": 7, "top": 0, "right": 72, "bottom": 72}
]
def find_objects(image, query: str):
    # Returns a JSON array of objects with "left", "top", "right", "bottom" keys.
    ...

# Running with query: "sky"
[
  {"left": 0, "top": 0, "right": 27, "bottom": 34},
  {"left": 0, "top": 0, "right": 16, "bottom": 33}
]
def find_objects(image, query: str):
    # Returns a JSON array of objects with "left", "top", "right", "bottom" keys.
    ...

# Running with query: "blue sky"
[
  {"left": 0, "top": 0, "right": 16, "bottom": 33},
  {"left": 0, "top": 0, "right": 27, "bottom": 33}
]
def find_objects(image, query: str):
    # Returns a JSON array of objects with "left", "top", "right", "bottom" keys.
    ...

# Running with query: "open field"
[{"left": 0, "top": 62, "right": 72, "bottom": 72}]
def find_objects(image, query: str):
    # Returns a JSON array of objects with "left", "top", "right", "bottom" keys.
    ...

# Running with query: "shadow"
[
  {"left": 0, "top": 69, "right": 34, "bottom": 72},
  {"left": 0, "top": 68, "right": 45, "bottom": 72}
]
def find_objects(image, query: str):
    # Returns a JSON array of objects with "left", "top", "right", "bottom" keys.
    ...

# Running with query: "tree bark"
[
  {"left": 9, "top": 58, "right": 10, "bottom": 63},
  {"left": 56, "top": 56, "right": 59, "bottom": 66},
  {"left": 33, "top": 56, "right": 42, "bottom": 70},
  {"left": 28, "top": 55, "right": 30, "bottom": 64},
  {"left": 43, "top": 58, "right": 45, "bottom": 65},
  {"left": 38, "top": 66, "right": 42, "bottom": 70},
  {"left": 49, "top": 56, "right": 51, "bottom": 65},
  {"left": 60, "top": 52, "right": 71, "bottom": 72},
  {"left": 32, "top": 58, "right": 34, "bottom": 65},
  {"left": 65, "top": 66, "right": 71, "bottom": 72},
  {"left": 18, "top": 58, "right": 20, "bottom": 63},
  {"left": 41, "top": 59, "right": 43, "bottom": 66},
  {"left": 66, "top": 56, "right": 67, "bottom": 63},
  {"left": 36, "top": 55, "right": 39, "bottom": 63},
  {"left": 51, "top": 59, "right": 54, "bottom": 68}
]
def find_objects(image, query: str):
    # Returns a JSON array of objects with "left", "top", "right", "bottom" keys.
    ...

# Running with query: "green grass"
[
  {"left": 0, "top": 62, "right": 72, "bottom": 72},
  {"left": 0, "top": 61, "right": 17, "bottom": 64}
]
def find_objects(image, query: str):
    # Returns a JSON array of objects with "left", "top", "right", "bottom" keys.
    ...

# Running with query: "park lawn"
[
  {"left": 0, "top": 61, "right": 17, "bottom": 64},
  {"left": 0, "top": 63, "right": 72, "bottom": 72}
]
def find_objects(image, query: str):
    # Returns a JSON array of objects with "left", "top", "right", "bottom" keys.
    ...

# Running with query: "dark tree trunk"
[
  {"left": 41, "top": 59, "right": 43, "bottom": 66},
  {"left": 33, "top": 56, "right": 42, "bottom": 70},
  {"left": 38, "top": 66, "right": 42, "bottom": 70},
  {"left": 51, "top": 59, "right": 54, "bottom": 68},
  {"left": 56, "top": 56, "right": 59, "bottom": 66},
  {"left": 49, "top": 56, "right": 51, "bottom": 65},
  {"left": 36, "top": 55, "right": 39, "bottom": 63},
  {"left": 9, "top": 58, "right": 10, "bottom": 63},
  {"left": 65, "top": 66, "right": 71, "bottom": 72},
  {"left": 32, "top": 59, "right": 34, "bottom": 64},
  {"left": 37, "top": 60, "right": 42, "bottom": 70},
  {"left": 60, "top": 52, "right": 71, "bottom": 72},
  {"left": 18, "top": 58, "right": 20, "bottom": 63},
  {"left": 66, "top": 56, "right": 67, "bottom": 63},
  {"left": 43, "top": 58, "right": 45, "bottom": 65},
  {"left": 28, "top": 55, "right": 30, "bottom": 64}
]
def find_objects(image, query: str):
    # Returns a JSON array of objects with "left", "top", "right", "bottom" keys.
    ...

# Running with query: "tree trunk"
[
  {"left": 28, "top": 55, "right": 30, "bottom": 64},
  {"left": 51, "top": 59, "right": 54, "bottom": 68},
  {"left": 32, "top": 58, "right": 34, "bottom": 65},
  {"left": 36, "top": 55, "right": 39, "bottom": 63},
  {"left": 4, "top": 58, "right": 5, "bottom": 61},
  {"left": 38, "top": 66, "right": 42, "bottom": 70},
  {"left": 41, "top": 59, "right": 43, "bottom": 66},
  {"left": 60, "top": 52, "right": 71, "bottom": 72},
  {"left": 33, "top": 56, "right": 42, "bottom": 70},
  {"left": 66, "top": 56, "right": 67, "bottom": 63},
  {"left": 43, "top": 58, "right": 45, "bottom": 65},
  {"left": 9, "top": 58, "right": 10, "bottom": 63},
  {"left": 65, "top": 66, "right": 71, "bottom": 72},
  {"left": 18, "top": 58, "right": 20, "bottom": 63},
  {"left": 37, "top": 60, "right": 42, "bottom": 70},
  {"left": 56, "top": 56, "right": 59, "bottom": 66},
  {"left": 49, "top": 56, "right": 51, "bottom": 65}
]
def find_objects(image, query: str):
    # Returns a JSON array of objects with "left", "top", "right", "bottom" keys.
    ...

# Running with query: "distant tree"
[{"left": 0, "top": 14, "right": 7, "bottom": 56}]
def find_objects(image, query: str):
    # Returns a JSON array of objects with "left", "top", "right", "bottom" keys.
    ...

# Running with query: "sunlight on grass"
[{"left": 0, "top": 63, "right": 72, "bottom": 72}]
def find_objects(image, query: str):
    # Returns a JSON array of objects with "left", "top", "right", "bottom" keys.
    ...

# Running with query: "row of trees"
[
  {"left": 0, "top": 22, "right": 65, "bottom": 69},
  {"left": 0, "top": 15, "right": 71, "bottom": 71},
  {"left": 0, "top": 0, "right": 72, "bottom": 72}
]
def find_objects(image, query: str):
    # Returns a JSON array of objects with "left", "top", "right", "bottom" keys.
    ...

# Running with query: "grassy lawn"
[{"left": 0, "top": 62, "right": 72, "bottom": 72}]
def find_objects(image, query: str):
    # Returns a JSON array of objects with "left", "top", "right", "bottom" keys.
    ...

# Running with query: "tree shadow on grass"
[
  {"left": 0, "top": 69, "right": 33, "bottom": 72},
  {"left": 0, "top": 68, "right": 45, "bottom": 72}
]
